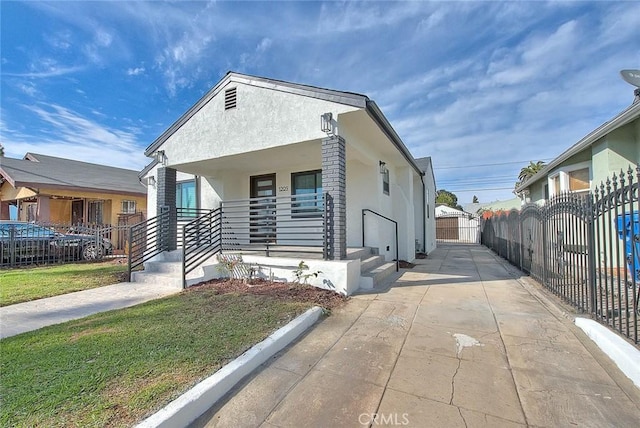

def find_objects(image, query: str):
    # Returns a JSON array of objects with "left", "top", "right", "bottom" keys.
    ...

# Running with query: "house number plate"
[{"left": 278, "top": 186, "right": 289, "bottom": 192}]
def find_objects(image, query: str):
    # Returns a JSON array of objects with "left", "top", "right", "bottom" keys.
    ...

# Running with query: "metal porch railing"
[{"left": 362, "top": 209, "right": 399, "bottom": 272}]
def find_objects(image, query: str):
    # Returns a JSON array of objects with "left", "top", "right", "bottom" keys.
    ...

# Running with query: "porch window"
[
  {"left": 121, "top": 200, "right": 136, "bottom": 214},
  {"left": 569, "top": 168, "right": 589, "bottom": 191},
  {"left": 291, "top": 170, "right": 322, "bottom": 217},
  {"left": 176, "top": 180, "right": 197, "bottom": 215},
  {"left": 88, "top": 201, "right": 104, "bottom": 224},
  {"left": 551, "top": 174, "right": 560, "bottom": 196}
]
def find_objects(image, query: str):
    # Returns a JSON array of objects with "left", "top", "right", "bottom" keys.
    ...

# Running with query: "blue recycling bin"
[{"left": 616, "top": 211, "right": 640, "bottom": 283}]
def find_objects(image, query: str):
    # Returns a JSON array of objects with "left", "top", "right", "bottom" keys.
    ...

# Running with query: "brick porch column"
[
  {"left": 156, "top": 167, "right": 177, "bottom": 251},
  {"left": 322, "top": 135, "right": 346, "bottom": 260}
]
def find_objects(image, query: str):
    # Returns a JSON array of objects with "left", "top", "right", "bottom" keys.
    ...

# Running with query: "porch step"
[
  {"left": 130, "top": 270, "right": 183, "bottom": 288},
  {"left": 144, "top": 261, "right": 183, "bottom": 274},
  {"left": 360, "top": 255, "right": 385, "bottom": 273},
  {"left": 346, "top": 247, "right": 374, "bottom": 261},
  {"left": 359, "top": 262, "right": 397, "bottom": 290},
  {"left": 160, "top": 250, "right": 184, "bottom": 262}
]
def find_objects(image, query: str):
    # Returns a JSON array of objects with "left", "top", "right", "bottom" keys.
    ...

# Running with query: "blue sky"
[{"left": 1, "top": 1, "right": 639, "bottom": 204}]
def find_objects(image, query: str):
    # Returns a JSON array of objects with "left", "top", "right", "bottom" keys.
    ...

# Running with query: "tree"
[
  {"left": 0, "top": 143, "right": 4, "bottom": 157},
  {"left": 517, "top": 161, "right": 546, "bottom": 187},
  {"left": 436, "top": 189, "right": 462, "bottom": 210},
  {"left": 472, "top": 195, "right": 479, "bottom": 203}
]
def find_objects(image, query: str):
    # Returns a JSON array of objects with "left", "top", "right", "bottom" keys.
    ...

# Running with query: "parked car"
[{"left": 0, "top": 221, "right": 113, "bottom": 265}]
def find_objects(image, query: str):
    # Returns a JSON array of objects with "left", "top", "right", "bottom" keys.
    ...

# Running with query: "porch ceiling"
[
  {"left": 339, "top": 110, "right": 413, "bottom": 169},
  {"left": 173, "top": 139, "right": 322, "bottom": 177}
]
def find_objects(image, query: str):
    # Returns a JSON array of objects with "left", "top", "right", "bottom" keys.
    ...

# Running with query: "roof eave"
[
  {"left": 0, "top": 166, "right": 16, "bottom": 187},
  {"left": 365, "top": 101, "right": 422, "bottom": 176}
]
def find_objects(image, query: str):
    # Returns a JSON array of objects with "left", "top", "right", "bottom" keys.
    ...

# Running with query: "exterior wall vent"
[{"left": 225, "top": 87, "right": 237, "bottom": 110}]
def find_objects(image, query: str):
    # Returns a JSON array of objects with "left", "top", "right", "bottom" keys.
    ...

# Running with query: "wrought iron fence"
[
  {"left": 0, "top": 221, "right": 120, "bottom": 268},
  {"left": 482, "top": 166, "right": 639, "bottom": 344}
]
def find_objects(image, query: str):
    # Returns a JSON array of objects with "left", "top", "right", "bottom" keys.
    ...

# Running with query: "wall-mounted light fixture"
[
  {"left": 379, "top": 161, "right": 388, "bottom": 174},
  {"left": 148, "top": 176, "right": 156, "bottom": 187},
  {"left": 321, "top": 112, "right": 333, "bottom": 134},
  {"left": 154, "top": 150, "right": 166, "bottom": 166}
]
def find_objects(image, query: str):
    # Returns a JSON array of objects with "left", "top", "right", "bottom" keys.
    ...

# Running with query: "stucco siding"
[{"left": 159, "top": 83, "right": 359, "bottom": 167}]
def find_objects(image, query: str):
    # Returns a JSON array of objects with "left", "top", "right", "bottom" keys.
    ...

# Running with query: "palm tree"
[{"left": 518, "top": 161, "right": 546, "bottom": 184}]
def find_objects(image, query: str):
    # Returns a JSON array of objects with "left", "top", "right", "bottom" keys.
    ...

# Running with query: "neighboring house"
[
  {"left": 138, "top": 71, "right": 436, "bottom": 294},
  {"left": 435, "top": 205, "right": 481, "bottom": 243},
  {"left": 0, "top": 153, "right": 147, "bottom": 224},
  {"left": 516, "top": 100, "right": 640, "bottom": 204}
]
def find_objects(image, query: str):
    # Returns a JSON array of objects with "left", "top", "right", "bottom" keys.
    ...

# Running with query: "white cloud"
[
  {"left": 44, "top": 30, "right": 73, "bottom": 50},
  {"left": 4, "top": 64, "right": 85, "bottom": 78},
  {"left": 257, "top": 38, "right": 272, "bottom": 53},
  {"left": 1, "top": 104, "right": 148, "bottom": 170},
  {"left": 15, "top": 82, "right": 39, "bottom": 97},
  {"left": 126, "top": 67, "right": 145, "bottom": 76}
]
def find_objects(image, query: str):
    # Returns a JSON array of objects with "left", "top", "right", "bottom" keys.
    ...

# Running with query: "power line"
[
  {"left": 434, "top": 158, "right": 554, "bottom": 170},
  {"left": 442, "top": 186, "right": 515, "bottom": 192}
]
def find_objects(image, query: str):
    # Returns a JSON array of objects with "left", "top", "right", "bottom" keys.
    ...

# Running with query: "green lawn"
[
  {"left": 1, "top": 287, "right": 313, "bottom": 427},
  {"left": 0, "top": 262, "right": 128, "bottom": 306}
]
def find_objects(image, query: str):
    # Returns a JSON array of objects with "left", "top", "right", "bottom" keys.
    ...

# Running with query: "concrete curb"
[
  {"left": 135, "top": 306, "right": 324, "bottom": 428},
  {"left": 575, "top": 317, "right": 640, "bottom": 389}
]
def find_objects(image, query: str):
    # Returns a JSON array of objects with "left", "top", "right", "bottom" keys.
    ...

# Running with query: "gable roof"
[
  {"left": 515, "top": 101, "right": 640, "bottom": 192},
  {"left": 144, "top": 71, "right": 423, "bottom": 176},
  {"left": 0, "top": 153, "right": 146, "bottom": 196},
  {"left": 414, "top": 156, "right": 436, "bottom": 187}
]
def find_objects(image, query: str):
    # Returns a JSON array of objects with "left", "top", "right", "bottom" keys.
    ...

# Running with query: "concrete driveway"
[{"left": 193, "top": 244, "right": 640, "bottom": 428}]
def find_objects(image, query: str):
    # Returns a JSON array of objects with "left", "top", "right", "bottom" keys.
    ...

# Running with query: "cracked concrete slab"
[
  {"left": 415, "top": 298, "right": 499, "bottom": 333},
  {"left": 452, "top": 359, "right": 526, "bottom": 424},
  {"left": 512, "top": 368, "right": 640, "bottom": 428},
  {"left": 402, "top": 325, "right": 508, "bottom": 366},
  {"left": 192, "top": 245, "right": 640, "bottom": 428},
  {"left": 200, "top": 366, "right": 300, "bottom": 428},
  {"left": 503, "top": 335, "right": 617, "bottom": 385},
  {"left": 376, "top": 389, "right": 466, "bottom": 427},
  {"left": 263, "top": 369, "right": 384, "bottom": 428},
  {"left": 315, "top": 336, "right": 399, "bottom": 387},
  {"left": 386, "top": 353, "right": 459, "bottom": 404}
]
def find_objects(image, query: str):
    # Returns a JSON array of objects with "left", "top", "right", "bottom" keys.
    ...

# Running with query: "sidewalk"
[
  {"left": 0, "top": 282, "right": 182, "bottom": 339},
  {"left": 192, "top": 244, "right": 640, "bottom": 428}
]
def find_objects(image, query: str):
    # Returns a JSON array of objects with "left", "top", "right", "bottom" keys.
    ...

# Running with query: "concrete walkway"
[
  {"left": 0, "top": 282, "right": 181, "bottom": 339},
  {"left": 192, "top": 244, "right": 640, "bottom": 428}
]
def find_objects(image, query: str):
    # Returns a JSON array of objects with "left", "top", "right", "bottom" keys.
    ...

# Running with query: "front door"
[
  {"left": 250, "top": 174, "right": 276, "bottom": 244},
  {"left": 71, "top": 200, "right": 84, "bottom": 224}
]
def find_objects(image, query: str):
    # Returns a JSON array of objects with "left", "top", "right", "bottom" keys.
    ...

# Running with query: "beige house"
[{"left": 0, "top": 153, "right": 147, "bottom": 225}]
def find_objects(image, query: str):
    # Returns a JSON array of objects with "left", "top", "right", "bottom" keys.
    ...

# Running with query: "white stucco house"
[{"left": 136, "top": 71, "right": 436, "bottom": 294}]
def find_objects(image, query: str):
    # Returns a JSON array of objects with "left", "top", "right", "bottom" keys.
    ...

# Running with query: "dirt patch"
[
  {"left": 69, "top": 327, "right": 118, "bottom": 342},
  {"left": 189, "top": 279, "right": 348, "bottom": 309},
  {"left": 398, "top": 260, "right": 416, "bottom": 269},
  {"left": 415, "top": 252, "right": 428, "bottom": 259}
]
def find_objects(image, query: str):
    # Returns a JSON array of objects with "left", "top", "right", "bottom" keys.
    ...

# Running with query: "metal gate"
[{"left": 436, "top": 212, "right": 481, "bottom": 243}]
